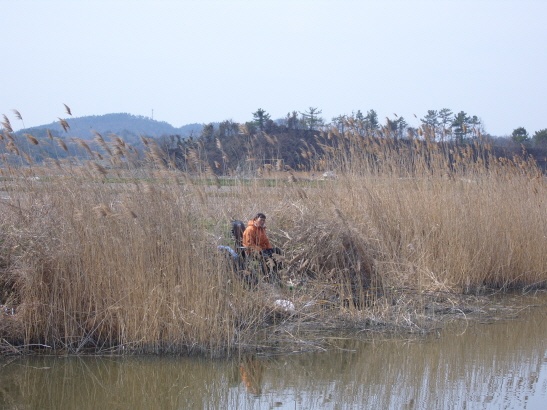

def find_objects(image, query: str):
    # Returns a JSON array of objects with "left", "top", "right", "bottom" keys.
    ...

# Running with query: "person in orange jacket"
[
  {"left": 243, "top": 213, "right": 271, "bottom": 252},
  {"left": 242, "top": 213, "right": 282, "bottom": 262}
]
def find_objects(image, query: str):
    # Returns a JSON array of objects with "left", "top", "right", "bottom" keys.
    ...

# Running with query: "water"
[{"left": 1, "top": 295, "right": 546, "bottom": 409}]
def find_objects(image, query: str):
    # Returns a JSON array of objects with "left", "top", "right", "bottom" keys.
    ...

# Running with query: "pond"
[{"left": 1, "top": 293, "right": 546, "bottom": 409}]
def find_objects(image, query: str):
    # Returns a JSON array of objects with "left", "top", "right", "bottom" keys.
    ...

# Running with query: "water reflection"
[
  {"left": 240, "top": 356, "right": 264, "bottom": 396},
  {"left": 1, "top": 296, "right": 546, "bottom": 409}
]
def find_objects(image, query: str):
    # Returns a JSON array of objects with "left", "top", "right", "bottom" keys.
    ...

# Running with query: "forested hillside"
[{"left": 18, "top": 113, "right": 202, "bottom": 143}]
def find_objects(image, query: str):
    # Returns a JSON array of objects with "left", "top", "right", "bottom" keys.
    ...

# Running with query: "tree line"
[
  {"left": 2, "top": 106, "right": 546, "bottom": 172},
  {"left": 158, "top": 107, "right": 547, "bottom": 174}
]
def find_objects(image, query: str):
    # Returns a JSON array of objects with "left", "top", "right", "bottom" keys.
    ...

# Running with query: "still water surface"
[{"left": 1, "top": 295, "right": 546, "bottom": 409}]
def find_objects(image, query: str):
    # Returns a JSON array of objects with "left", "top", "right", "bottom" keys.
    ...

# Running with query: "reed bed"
[{"left": 0, "top": 124, "right": 546, "bottom": 356}]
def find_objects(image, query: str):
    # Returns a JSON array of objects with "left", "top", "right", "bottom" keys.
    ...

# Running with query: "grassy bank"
[{"left": 1, "top": 130, "right": 546, "bottom": 356}]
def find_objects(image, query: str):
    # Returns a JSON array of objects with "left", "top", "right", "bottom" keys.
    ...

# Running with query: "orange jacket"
[{"left": 243, "top": 220, "right": 272, "bottom": 252}]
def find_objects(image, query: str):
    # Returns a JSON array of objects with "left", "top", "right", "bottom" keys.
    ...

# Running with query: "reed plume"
[
  {"left": 58, "top": 118, "right": 70, "bottom": 132},
  {"left": 55, "top": 137, "right": 68, "bottom": 152},
  {"left": 24, "top": 134, "right": 39, "bottom": 145},
  {"left": 2, "top": 115, "right": 13, "bottom": 133}
]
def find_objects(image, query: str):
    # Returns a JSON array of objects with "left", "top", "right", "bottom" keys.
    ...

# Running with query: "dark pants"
[
  {"left": 260, "top": 247, "right": 283, "bottom": 274},
  {"left": 261, "top": 247, "right": 282, "bottom": 258}
]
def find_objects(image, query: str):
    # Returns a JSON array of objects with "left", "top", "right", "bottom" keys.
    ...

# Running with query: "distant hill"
[{"left": 19, "top": 113, "right": 203, "bottom": 143}]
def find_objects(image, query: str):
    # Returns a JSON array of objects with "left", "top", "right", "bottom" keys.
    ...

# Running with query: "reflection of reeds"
[{"left": 0, "top": 120, "right": 545, "bottom": 355}]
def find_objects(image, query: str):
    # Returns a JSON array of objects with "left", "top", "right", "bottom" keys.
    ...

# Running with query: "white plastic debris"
[
  {"left": 274, "top": 299, "right": 295, "bottom": 313},
  {"left": 322, "top": 171, "right": 336, "bottom": 179}
]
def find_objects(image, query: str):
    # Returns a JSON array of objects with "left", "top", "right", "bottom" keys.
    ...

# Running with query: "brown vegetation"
[{"left": 0, "top": 122, "right": 546, "bottom": 356}]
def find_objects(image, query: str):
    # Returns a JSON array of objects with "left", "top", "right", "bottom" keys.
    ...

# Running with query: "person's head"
[{"left": 253, "top": 213, "right": 266, "bottom": 227}]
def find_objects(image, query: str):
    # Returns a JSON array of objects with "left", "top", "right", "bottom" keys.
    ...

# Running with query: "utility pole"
[{"left": 151, "top": 109, "right": 154, "bottom": 120}]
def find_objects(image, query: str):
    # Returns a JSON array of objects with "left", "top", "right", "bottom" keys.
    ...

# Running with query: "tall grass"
[{"left": 0, "top": 121, "right": 546, "bottom": 355}]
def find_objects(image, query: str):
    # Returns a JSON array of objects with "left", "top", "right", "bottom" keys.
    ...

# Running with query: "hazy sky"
[{"left": 2, "top": 0, "right": 546, "bottom": 136}]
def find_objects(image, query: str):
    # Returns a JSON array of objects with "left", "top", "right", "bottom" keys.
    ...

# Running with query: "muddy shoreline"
[{"left": 2, "top": 289, "right": 545, "bottom": 357}]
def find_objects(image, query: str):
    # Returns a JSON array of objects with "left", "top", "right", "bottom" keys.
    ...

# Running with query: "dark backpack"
[{"left": 231, "top": 220, "right": 246, "bottom": 250}]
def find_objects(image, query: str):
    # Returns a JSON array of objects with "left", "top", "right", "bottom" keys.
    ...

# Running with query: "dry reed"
[{"left": 0, "top": 122, "right": 545, "bottom": 356}]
